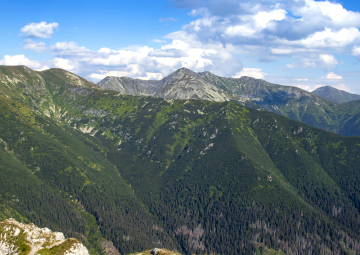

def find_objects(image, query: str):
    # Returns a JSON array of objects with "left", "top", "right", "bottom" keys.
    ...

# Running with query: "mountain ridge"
[{"left": 97, "top": 67, "right": 360, "bottom": 136}]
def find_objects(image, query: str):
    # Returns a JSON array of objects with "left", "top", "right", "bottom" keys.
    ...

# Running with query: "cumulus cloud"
[
  {"left": 20, "top": 22, "right": 59, "bottom": 39},
  {"left": 281, "top": 28, "right": 360, "bottom": 49},
  {"left": 319, "top": 54, "right": 339, "bottom": 69},
  {"left": 292, "top": 0, "right": 360, "bottom": 29},
  {"left": 322, "top": 72, "right": 342, "bottom": 80},
  {"left": 53, "top": 58, "right": 78, "bottom": 71},
  {"left": 168, "top": 0, "right": 360, "bottom": 66},
  {"left": 17, "top": 0, "right": 360, "bottom": 84},
  {"left": 0, "top": 54, "right": 43, "bottom": 69},
  {"left": 21, "top": 31, "right": 242, "bottom": 81},
  {"left": 233, "top": 68, "right": 265, "bottom": 79}
]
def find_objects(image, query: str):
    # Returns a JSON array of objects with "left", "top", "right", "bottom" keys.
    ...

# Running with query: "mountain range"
[
  {"left": 1, "top": 65, "right": 360, "bottom": 254},
  {"left": 98, "top": 68, "right": 360, "bottom": 136}
]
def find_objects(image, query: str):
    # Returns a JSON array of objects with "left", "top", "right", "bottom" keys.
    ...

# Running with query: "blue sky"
[{"left": 1, "top": 0, "right": 360, "bottom": 94}]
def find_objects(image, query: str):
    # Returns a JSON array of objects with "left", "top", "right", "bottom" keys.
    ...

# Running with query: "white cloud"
[
  {"left": 50, "top": 41, "right": 89, "bottom": 55},
  {"left": 34, "top": 66, "right": 50, "bottom": 71},
  {"left": 233, "top": 68, "right": 265, "bottom": 79},
  {"left": 21, "top": 29, "right": 241, "bottom": 81},
  {"left": 17, "top": 0, "right": 360, "bottom": 84},
  {"left": 282, "top": 28, "right": 360, "bottom": 49},
  {"left": 290, "top": 54, "right": 339, "bottom": 70},
  {"left": 169, "top": 0, "right": 360, "bottom": 69},
  {"left": 53, "top": 58, "right": 78, "bottom": 71},
  {"left": 253, "top": 9, "right": 287, "bottom": 30},
  {"left": 352, "top": 46, "right": 360, "bottom": 59},
  {"left": 293, "top": 0, "right": 360, "bottom": 29},
  {"left": 293, "top": 84, "right": 312, "bottom": 91},
  {"left": 319, "top": 54, "right": 339, "bottom": 69},
  {"left": 24, "top": 39, "right": 47, "bottom": 52},
  {"left": 0, "top": 54, "right": 43, "bottom": 69},
  {"left": 295, "top": 78, "right": 309, "bottom": 81},
  {"left": 20, "top": 22, "right": 58, "bottom": 39},
  {"left": 322, "top": 72, "right": 342, "bottom": 80}
]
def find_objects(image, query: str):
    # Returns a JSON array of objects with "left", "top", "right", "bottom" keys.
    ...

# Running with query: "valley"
[{"left": 0, "top": 65, "right": 360, "bottom": 254}]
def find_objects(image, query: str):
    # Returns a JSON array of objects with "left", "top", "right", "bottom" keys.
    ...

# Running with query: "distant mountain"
[
  {"left": 2, "top": 65, "right": 360, "bottom": 254},
  {"left": 98, "top": 68, "right": 341, "bottom": 134},
  {"left": 312, "top": 86, "right": 360, "bottom": 103},
  {"left": 336, "top": 99, "right": 360, "bottom": 136},
  {"left": 97, "top": 68, "right": 232, "bottom": 101}
]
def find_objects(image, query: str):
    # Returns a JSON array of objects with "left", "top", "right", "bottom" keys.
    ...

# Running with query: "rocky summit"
[{"left": 0, "top": 219, "right": 89, "bottom": 255}]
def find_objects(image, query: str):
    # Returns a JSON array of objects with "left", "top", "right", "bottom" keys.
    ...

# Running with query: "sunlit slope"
[{"left": 0, "top": 87, "right": 176, "bottom": 254}]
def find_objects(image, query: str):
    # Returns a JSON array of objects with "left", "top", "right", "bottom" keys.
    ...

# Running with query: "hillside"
[
  {"left": 312, "top": 86, "right": 360, "bottom": 103},
  {"left": 1, "top": 65, "right": 360, "bottom": 254}
]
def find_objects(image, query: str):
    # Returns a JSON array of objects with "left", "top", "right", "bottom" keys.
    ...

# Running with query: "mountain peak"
[
  {"left": 164, "top": 67, "right": 198, "bottom": 80},
  {"left": 312, "top": 85, "right": 360, "bottom": 103}
]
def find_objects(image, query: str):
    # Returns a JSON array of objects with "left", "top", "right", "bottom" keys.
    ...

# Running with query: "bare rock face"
[{"left": 0, "top": 218, "right": 89, "bottom": 255}]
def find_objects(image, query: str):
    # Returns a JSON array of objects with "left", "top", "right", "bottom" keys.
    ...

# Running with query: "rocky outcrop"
[
  {"left": 0, "top": 218, "right": 89, "bottom": 255},
  {"left": 128, "top": 248, "right": 181, "bottom": 255}
]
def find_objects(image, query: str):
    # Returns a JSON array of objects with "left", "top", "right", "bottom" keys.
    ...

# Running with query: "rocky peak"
[
  {"left": 0, "top": 218, "right": 89, "bottom": 255},
  {"left": 162, "top": 68, "right": 198, "bottom": 82}
]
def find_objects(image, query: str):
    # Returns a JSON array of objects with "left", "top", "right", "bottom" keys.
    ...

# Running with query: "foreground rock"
[
  {"left": 128, "top": 248, "right": 181, "bottom": 255},
  {"left": 0, "top": 218, "right": 89, "bottom": 255}
]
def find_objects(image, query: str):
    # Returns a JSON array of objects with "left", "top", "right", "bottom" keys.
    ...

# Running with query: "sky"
[{"left": 1, "top": 0, "right": 360, "bottom": 93}]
